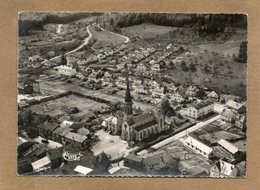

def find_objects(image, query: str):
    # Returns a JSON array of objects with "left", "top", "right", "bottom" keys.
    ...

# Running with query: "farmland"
[{"left": 121, "top": 23, "right": 176, "bottom": 39}]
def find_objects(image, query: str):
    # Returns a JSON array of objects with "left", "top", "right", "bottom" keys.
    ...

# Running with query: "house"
[
  {"left": 28, "top": 55, "right": 43, "bottom": 63},
  {"left": 151, "top": 87, "right": 164, "bottom": 98},
  {"left": 136, "top": 63, "right": 147, "bottom": 71},
  {"left": 151, "top": 63, "right": 161, "bottom": 73},
  {"left": 36, "top": 122, "right": 60, "bottom": 139},
  {"left": 186, "top": 100, "right": 214, "bottom": 119},
  {"left": 221, "top": 109, "right": 236, "bottom": 123},
  {"left": 124, "top": 153, "right": 144, "bottom": 171},
  {"left": 207, "top": 91, "right": 219, "bottom": 101},
  {"left": 210, "top": 158, "right": 238, "bottom": 177},
  {"left": 65, "top": 132, "right": 88, "bottom": 149},
  {"left": 101, "top": 115, "right": 123, "bottom": 135},
  {"left": 184, "top": 136, "right": 214, "bottom": 159},
  {"left": 235, "top": 115, "right": 246, "bottom": 130},
  {"left": 185, "top": 85, "right": 198, "bottom": 97},
  {"left": 170, "top": 93, "right": 184, "bottom": 103},
  {"left": 150, "top": 80, "right": 160, "bottom": 89},
  {"left": 56, "top": 65, "right": 77, "bottom": 77},
  {"left": 226, "top": 100, "right": 246, "bottom": 114},
  {"left": 31, "top": 156, "right": 52, "bottom": 173},
  {"left": 135, "top": 86, "right": 149, "bottom": 95},
  {"left": 85, "top": 79, "right": 102, "bottom": 90},
  {"left": 218, "top": 139, "right": 240, "bottom": 158},
  {"left": 149, "top": 59, "right": 157, "bottom": 65}
]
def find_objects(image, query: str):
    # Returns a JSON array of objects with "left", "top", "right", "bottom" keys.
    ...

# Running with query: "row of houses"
[{"left": 35, "top": 121, "right": 90, "bottom": 150}]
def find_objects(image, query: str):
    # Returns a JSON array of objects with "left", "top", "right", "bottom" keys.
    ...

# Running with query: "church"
[{"left": 120, "top": 65, "right": 169, "bottom": 142}]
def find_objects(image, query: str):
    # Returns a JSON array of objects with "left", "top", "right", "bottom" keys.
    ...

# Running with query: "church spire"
[{"left": 124, "top": 63, "right": 133, "bottom": 115}]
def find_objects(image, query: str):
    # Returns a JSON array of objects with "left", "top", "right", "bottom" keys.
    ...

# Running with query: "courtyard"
[{"left": 92, "top": 129, "right": 132, "bottom": 160}]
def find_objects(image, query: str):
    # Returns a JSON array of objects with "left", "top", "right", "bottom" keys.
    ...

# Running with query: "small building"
[
  {"left": 135, "top": 86, "right": 149, "bottom": 95},
  {"left": 235, "top": 115, "right": 246, "bottom": 130},
  {"left": 170, "top": 93, "right": 184, "bottom": 103},
  {"left": 136, "top": 63, "right": 147, "bottom": 71},
  {"left": 151, "top": 63, "right": 161, "bottom": 73},
  {"left": 65, "top": 132, "right": 88, "bottom": 150},
  {"left": 207, "top": 91, "right": 219, "bottom": 101},
  {"left": 184, "top": 136, "right": 214, "bottom": 159},
  {"left": 124, "top": 154, "right": 144, "bottom": 171},
  {"left": 221, "top": 109, "right": 236, "bottom": 124},
  {"left": 186, "top": 85, "right": 198, "bottom": 97},
  {"left": 31, "top": 156, "right": 52, "bottom": 173},
  {"left": 210, "top": 158, "right": 238, "bottom": 177},
  {"left": 36, "top": 122, "right": 60, "bottom": 139},
  {"left": 74, "top": 165, "right": 93, "bottom": 176},
  {"left": 56, "top": 65, "right": 77, "bottom": 77},
  {"left": 218, "top": 139, "right": 240, "bottom": 158},
  {"left": 101, "top": 115, "right": 123, "bottom": 135},
  {"left": 226, "top": 100, "right": 246, "bottom": 114},
  {"left": 151, "top": 87, "right": 164, "bottom": 98},
  {"left": 186, "top": 100, "right": 214, "bottom": 119}
]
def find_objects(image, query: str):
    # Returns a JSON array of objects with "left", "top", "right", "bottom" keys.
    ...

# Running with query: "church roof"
[
  {"left": 132, "top": 113, "right": 154, "bottom": 124},
  {"left": 134, "top": 119, "right": 157, "bottom": 132}
]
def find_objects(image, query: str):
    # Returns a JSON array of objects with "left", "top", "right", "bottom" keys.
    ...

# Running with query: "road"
[
  {"left": 137, "top": 114, "right": 221, "bottom": 155},
  {"left": 41, "top": 25, "right": 92, "bottom": 64}
]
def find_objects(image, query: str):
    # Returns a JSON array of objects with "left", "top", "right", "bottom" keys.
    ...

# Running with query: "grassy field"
[
  {"left": 121, "top": 23, "right": 176, "bottom": 39},
  {"left": 164, "top": 44, "right": 247, "bottom": 97},
  {"left": 90, "top": 26, "right": 126, "bottom": 46},
  {"left": 29, "top": 94, "right": 106, "bottom": 117}
]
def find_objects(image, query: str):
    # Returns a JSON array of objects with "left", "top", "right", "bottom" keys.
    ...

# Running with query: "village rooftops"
[
  {"left": 65, "top": 132, "right": 87, "bottom": 143},
  {"left": 192, "top": 100, "right": 213, "bottom": 110},
  {"left": 218, "top": 139, "right": 239, "bottom": 155},
  {"left": 226, "top": 100, "right": 246, "bottom": 111},
  {"left": 37, "top": 122, "right": 60, "bottom": 132}
]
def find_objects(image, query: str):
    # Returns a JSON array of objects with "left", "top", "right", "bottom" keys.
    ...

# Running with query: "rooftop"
[{"left": 218, "top": 139, "right": 239, "bottom": 154}]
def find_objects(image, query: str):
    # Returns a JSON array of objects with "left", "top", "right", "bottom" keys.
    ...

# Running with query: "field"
[
  {"left": 90, "top": 26, "right": 126, "bottom": 46},
  {"left": 121, "top": 23, "right": 176, "bottom": 39},
  {"left": 164, "top": 45, "right": 247, "bottom": 97},
  {"left": 29, "top": 94, "right": 106, "bottom": 117}
]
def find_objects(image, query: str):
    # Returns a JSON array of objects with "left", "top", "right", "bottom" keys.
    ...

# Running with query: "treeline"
[
  {"left": 19, "top": 12, "right": 99, "bottom": 36},
  {"left": 115, "top": 13, "right": 247, "bottom": 33}
]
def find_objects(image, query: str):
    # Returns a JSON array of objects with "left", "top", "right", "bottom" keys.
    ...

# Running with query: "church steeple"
[{"left": 124, "top": 63, "right": 133, "bottom": 115}]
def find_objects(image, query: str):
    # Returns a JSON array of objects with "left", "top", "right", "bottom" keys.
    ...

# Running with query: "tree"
[
  {"left": 189, "top": 63, "right": 197, "bottom": 72},
  {"left": 236, "top": 41, "right": 247, "bottom": 63},
  {"left": 163, "top": 86, "right": 168, "bottom": 94}
]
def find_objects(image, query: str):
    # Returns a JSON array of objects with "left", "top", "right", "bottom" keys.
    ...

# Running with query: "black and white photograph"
[{"left": 17, "top": 12, "right": 247, "bottom": 177}]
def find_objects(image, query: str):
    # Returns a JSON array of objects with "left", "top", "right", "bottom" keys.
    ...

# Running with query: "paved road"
[{"left": 137, "top": 115, "right": 221, "bottom": 155}]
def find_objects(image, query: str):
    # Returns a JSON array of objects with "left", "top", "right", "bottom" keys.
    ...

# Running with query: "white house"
[
  {"left": 136, "top": 63, "right": 147, "bottom": 71},
  {"left": 56, "top": 65, "right": 77, "bottom": 77},
  {"left": 151, "top": 63, "right": 161, "bottom": 73},
  {"left": 170, "top": 93, "right": 184, "bottom": 103},
  {"left": 186, "top": 100, "right": 214, "bottom": 119},
  {"left": 184, "top": 136, "right": 214, "bottom": 158},
  {"left": 151, "top": 87, "right": 164, "bottom": 98}
]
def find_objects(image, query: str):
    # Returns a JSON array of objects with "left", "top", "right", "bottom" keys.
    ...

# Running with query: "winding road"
[
  {"left": 41, "top": 23, "right": 130, "bottom": 65},
  {"left": 41, "top": 25, "right": 92, "bottom": 64}
]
